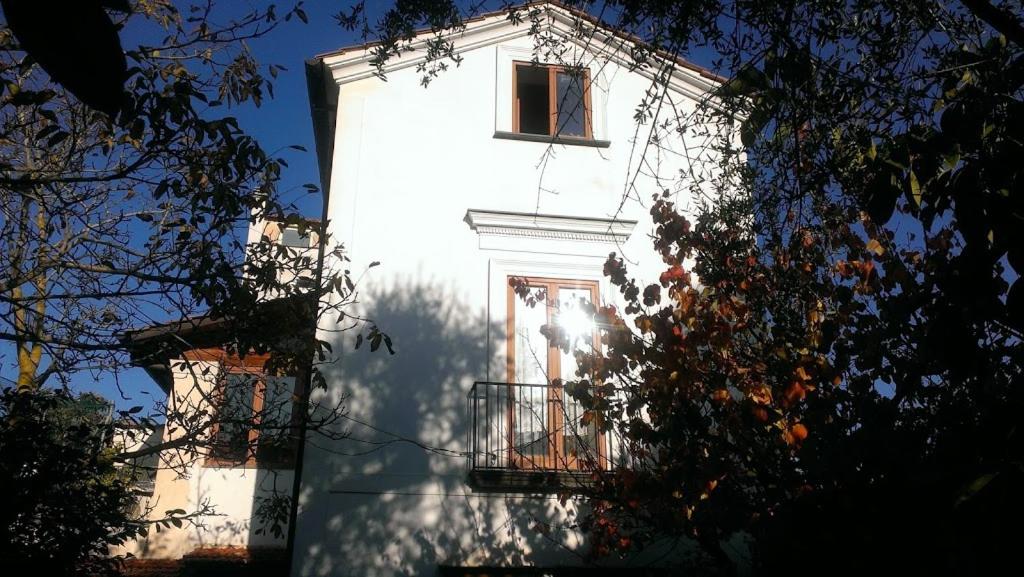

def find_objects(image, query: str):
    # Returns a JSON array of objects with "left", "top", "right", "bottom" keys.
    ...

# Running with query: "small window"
[
  {"left": 279, "top": 227, "right": 311, "bottom": 249},
  {"left": 513, "top": 62, "right": 591, "bottom": 139},
  {"left": 207, "top": 368, "right": 298, "bottom": 468}
]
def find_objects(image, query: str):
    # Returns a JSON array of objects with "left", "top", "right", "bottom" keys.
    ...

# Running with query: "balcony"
[{"left": 466, "top": 381, "right": 617, "bottom": 491}]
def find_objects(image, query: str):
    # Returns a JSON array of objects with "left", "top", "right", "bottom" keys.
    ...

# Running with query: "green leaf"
[
  {"left": 740, "top": 103, "right": 772, "bottom": 148},
  {"left": 718, "top": 63, "right": 769, "bottom": 99},
  {"left": 47, "top": 131, "right": 70, "bottom": 147},
  {"left": 944, "top": 150, "right": 960, "bottom": 170},
  {"left": 954, "top": 472, "right": 997, "bottom": 508},
  {"left": 36, "top": 124, "right": 60, "bottom": 140},
  {"left": 864, "top": 171, "right": 899, "bottom": 224}
]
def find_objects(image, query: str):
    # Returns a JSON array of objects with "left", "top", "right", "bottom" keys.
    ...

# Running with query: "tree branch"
[{"left": 961, "top": 0, "right": 1024, "bottom": 47}]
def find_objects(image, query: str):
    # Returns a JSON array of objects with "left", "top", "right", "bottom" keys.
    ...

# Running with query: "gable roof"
[
  {"left": 314, "top": 1, "right": 723, "bottom": 83},
  {"left": 122, "top": 295, "right": 316, "bottom": 391},
  {"left": 304, "top": 0, "right": 724, "bottom": 193}
]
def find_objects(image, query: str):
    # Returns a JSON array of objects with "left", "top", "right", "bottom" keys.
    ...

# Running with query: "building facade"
[
  {"left": 293, "top": 3, "right": 725, "bottom": 576},
  {"left": 119, "top": 3, "right": 728, "bottom": 575}
]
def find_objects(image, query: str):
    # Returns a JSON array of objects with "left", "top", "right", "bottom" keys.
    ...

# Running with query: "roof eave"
[
  {"left": 305, "top": 58, "right": 338, "bottom": 196},
  {"left": 310, "top": 1, "right": 723, "bottom": 89}
]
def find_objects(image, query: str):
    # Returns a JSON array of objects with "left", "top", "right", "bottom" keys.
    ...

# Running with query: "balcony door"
[{"left": 507, "top": 277, "right": 601, "bottom": 470}]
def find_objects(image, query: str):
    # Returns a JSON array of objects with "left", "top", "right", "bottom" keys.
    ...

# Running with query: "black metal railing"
[{"left": 467, "top": 381, "right": 617, "bottom": 473}]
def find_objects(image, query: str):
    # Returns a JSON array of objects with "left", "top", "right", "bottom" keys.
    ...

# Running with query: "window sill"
[
  {"left": 467, "top": 468, "right": 597, "bottom": 493},
  {"left": 493, "top": 131, "right": 610, "bottom": 148}
]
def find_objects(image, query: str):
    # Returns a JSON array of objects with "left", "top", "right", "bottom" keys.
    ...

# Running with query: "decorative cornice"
[{"left": 465, "top": 209, "right": 636, "bottom": 244}]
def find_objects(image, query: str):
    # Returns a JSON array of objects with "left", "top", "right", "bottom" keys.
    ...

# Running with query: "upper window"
[
  {"left": 513, "top": 62, "right": 591, "bottom": 139},
  {"left": 279, "top": 227, "right": 311, "bottom": 249},
  {"left": 206, "top": 363, "right": 298, "bottom": 468}
]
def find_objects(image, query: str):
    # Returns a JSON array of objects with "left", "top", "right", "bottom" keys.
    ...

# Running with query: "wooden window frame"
[
  {"left": 191, "top": 349, "right": 304, "bottom": 469},
  {"left": 506, "top": 277, "right": 605, "bottom": 471},
  {"left": 512, "top": 61, "right": 593, "bottom": 140}
]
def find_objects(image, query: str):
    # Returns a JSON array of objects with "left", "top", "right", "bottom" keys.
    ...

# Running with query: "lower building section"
[
  {"left": 438, "top": 568, "right": 672, "bottom": 577},
  {"left": 120, "top": 547, "right": 288, "bottom": 577},
  {"left": 289, "top": 438, "right": 698, "bottom": 577}
]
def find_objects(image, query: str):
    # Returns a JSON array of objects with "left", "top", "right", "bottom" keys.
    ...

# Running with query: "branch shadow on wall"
[{"left": 290, "top": 279, "right": 599, "bottom": 577}]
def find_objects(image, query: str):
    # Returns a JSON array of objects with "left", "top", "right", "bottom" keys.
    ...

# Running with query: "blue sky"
[{"left": 226, "top": 1, "right": 370, "bottom": 218}]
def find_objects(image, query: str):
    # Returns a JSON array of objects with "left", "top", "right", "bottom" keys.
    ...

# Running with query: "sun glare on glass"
[{"left": 557, "top": 301, "right": 593, "bottom": 340}]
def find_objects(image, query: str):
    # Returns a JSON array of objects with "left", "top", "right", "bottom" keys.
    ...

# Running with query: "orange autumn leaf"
[
  {"left": 785, "top": 381, "right": 807, "bottom": 404},
  {"left": 795, "top": 366, "right": 812, "bottom": 382},
  {"left": 791, "top": 423, "right": 809, "bottom": 442}
]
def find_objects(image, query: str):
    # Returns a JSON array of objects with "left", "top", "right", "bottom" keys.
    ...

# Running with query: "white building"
[
  {"left": 121, "top": 2, "right": 727, "bottom": 575},
  {"left": 293, "top": 3, "right": 724, "bottom": 576}
]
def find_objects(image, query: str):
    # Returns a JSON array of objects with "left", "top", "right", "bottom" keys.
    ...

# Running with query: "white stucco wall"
[{"left": 293, "top": 16, "right": 725, "bottom": 577}]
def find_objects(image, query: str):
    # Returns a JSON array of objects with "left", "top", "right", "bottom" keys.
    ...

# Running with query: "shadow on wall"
[
  {"left": 128, "top": 466, "right": 292, "bottom": 560},
  {"left": 294, "top": 280, "right": 589, "bottom": 577},
  {"left": 246, "top": 468, "right": 297, "bottom": 548}
]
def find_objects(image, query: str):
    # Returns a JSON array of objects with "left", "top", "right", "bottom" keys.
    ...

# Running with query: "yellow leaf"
[
  {"left": 909, "top": 170, "right": 922, "bottom": 207},
  {"left": 866, "top": 239, "right": 885, "bottom": 256}
]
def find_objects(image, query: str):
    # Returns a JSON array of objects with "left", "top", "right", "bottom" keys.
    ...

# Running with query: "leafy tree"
[
  {"left": 363, "top": 0, "right": 1024, "bottom": 573},
  {"left": 0, "top": 1, "right": 304, "bottom": 389},
  {"left": 0, "top": 387, "right": 139, "bottom": 575},
  {"left": 0, "top": 0, "right": 386, "bottom": 563}
]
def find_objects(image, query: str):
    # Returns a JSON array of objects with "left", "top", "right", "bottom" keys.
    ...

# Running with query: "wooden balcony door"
[{"left": 507, "top": 277, "right": 602, "bottom": 470}]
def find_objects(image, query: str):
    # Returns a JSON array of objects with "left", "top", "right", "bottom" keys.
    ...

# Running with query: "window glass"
[
  {"left": 556, "top": 288, "right": 597, "bottom": 458},
  {"left": 257, "top": 376, "right": 296, "bottom": 463},
  {"left": 208, "top": 369, "right": 298, "bottom": 466},
  {"left": 556, "top": 71, "right": 587, "bottom": 137},
  {"left": 513, "top": 292, "right": 549, "bottom": 461},
  {"left": 279, "top": 227, "right": 310, "bottom": 248},
  {"left": 212, "top": 373, "right": 256, "bottom": 462},
  {"left": 515, "top": 64, "right": 550, "bottom": 135},
  {"left": 506, "top": 278, "right": 601, "bottom": 469}
]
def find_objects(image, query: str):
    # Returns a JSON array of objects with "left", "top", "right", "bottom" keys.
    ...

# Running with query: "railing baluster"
[{"left": 468, "top": 381, "right": 612, "bottom": 476}]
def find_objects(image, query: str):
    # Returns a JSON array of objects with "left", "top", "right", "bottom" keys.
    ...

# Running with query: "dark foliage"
[
  {"left": 0, "top": 0, "right": 130, "bottom": 115},
  {"left": 0, "top": 388, "right": 137, "bottom": 575}
]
